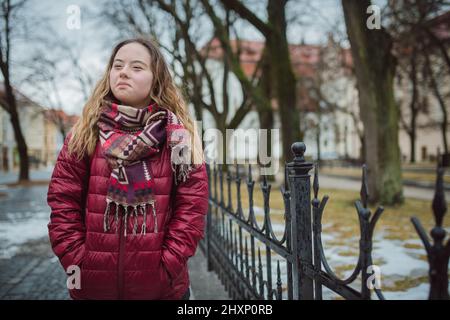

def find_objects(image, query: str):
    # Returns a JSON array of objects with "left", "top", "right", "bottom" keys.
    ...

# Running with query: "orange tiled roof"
[
  {"left": 44, "top": 109, "right": 79, "bottom": 126},
  {"left": 201, "top": 38, "right": 352, "bottom": 80}
]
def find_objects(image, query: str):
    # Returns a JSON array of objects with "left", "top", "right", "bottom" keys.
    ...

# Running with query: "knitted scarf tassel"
[
  {"left": 103, "top": 199, "right": 157, "bottom": 236},
  {"left": 171, "top": 161, "right": 193, "bottom": 186}
]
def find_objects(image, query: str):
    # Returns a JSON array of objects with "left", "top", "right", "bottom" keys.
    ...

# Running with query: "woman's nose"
[{"left": 119, "top": 66, "right": 129, "bottom": 78}]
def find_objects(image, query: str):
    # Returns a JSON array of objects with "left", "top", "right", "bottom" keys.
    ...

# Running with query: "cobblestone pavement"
[
  {"left": 0, "top": 237, "right": 69, "bottom": 300},
  {"left": 0, "top": 178, "right": 70, "bottom": 300},
  {"left": 0, "top": 236, "right": 230, "bottom": 300}
]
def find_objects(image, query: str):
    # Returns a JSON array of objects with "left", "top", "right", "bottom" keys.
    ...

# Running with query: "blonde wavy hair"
[{"left": 68, "top": 37, "right": 204, "bottom": 165}]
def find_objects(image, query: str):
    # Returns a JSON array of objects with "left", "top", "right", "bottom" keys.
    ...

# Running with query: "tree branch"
[{"left": 218, "top": 0, "right": 272, "bottom": 37}]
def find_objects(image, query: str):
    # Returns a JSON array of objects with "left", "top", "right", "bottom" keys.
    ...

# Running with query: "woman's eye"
[
  {"left": 133, "top": 66, "right": 142, "bottom": 70},
  {"left": 113, "top": 65, "right": 123, "bottom": 69}
]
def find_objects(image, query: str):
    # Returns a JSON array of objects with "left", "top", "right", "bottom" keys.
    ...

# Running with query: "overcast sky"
[{"left": 9, "top": 0, "right": 383, "bottom": 115}]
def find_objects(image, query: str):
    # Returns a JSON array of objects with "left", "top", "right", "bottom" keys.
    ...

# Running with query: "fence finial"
[
  {"left": 291, "top": 142, "right": 306, "bottom": 163},
  {"left": 313, "top": 163, "right": 319, "bottom": 199}
]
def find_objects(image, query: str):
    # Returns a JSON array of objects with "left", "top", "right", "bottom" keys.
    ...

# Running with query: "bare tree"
[
  {"left": 424, "top": 46, "right": 449, "bottom": 155},
  {"left": 299, "top": 35, "right": 364, "bottom": 163},
  {"left": 15, "top": 18, "right": 100, "bottom": 142},
  {"left": 98, "top": 0, "right": 273, "bottom": 165},
  {"left": 397, "top": 47, "right": 422, "bottom": 163},
  {"left": 0, "top": 0, "right": 30, "bottom": 180},
  {"left": 212, "top": 0, "right": 302, "bottom": 164},
  {"left": 22, "top": 54, "right": 71, "bottom": 141},
  {"left": 342, "top": 0, "right": 403, "bottom": 205},
  {"left": 156, "top": 0, "right": 272, "bottom": 165},
  {"left": 389, "top": 0, "right": 450, "bottom": 157}
]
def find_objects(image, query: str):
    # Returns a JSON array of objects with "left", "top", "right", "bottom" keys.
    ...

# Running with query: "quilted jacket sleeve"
[
  {"left": 161, "top": 162, "right": 209, "bottom": 280},
  {"left": 47, "top": 134, "right": 89, "bottom": 271}
]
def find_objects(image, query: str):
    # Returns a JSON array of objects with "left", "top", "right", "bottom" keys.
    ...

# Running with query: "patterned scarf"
[{"left": 97, "top": 99, "right": 194, "bottom": 236}]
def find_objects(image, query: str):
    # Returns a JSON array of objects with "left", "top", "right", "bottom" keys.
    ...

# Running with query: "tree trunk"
[
  {"left": 257, "top": 47, "right": 275, "bottom": 181},
  {"left": 2, "top": 76, "right": 30, "bottom": 181},
  {"left": 216, "top": 119, "right": 228, "bottom": 172},
  {"left": 8, "top": 99, "right": 29, "bottom": 181},
  {"left": 424, "top": 50, "right": 448, "bottom": 154},
  {"left": 215, "top": 0, "right": 301, "bottom": 164},
  {"left": 344, "top": 125, "right": 349, "bottom": 159},
  {"left": 410, "top": 113, "right": 417, "bottom": 163},
  {"left": 409, "top": 49, "right": 419, "bottom": 163},
  {"left": 267, "top": 0, "right": 302, "bottom": 164},
  {"left": 258, "top": 109, "right": 274, "bottom": 182},
  {"left": 360, "top": 135, "right": 365, "bottom": 163},
  {"left": 342, "top": 0, "right": 403, "bottom": 205},
  {"left": 409, "top": 129, "right": 416, "bottom": 163}
]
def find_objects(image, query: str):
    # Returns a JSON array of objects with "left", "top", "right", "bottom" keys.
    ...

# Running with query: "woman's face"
[{"left": 109, "top": 42, "right": 154, "bottom": 109}]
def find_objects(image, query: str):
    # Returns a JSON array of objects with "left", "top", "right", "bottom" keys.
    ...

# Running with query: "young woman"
[{"left": 47, "top": 38, "right": 208, "bottom": 300}]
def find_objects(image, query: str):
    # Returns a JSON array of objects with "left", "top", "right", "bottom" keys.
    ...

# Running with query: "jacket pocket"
[{"left": 160, "top": 262, "right": 173, "bottom": 287}]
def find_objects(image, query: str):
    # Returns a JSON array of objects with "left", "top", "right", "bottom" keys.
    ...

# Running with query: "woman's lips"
[{"left": 117, "top": 83, "right": 131, "bottom": 88}]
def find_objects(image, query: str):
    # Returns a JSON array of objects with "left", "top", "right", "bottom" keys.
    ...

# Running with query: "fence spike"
[
  {"left": 360, "top": 164, "right": 369, "bottom": 208},
  {"left": 432, "top": 165, "right": 447, "bottom": 228},
  {"left": 234, "top": 229, "right": 238, "bottom": 265},
  {"left": 258, "top": 247, "right": 262, "bottom": 265},
  {"left": 258, "top": 247, "right": 264, "bottom": 296},
  {"left": 245, "top": 236, "right": 249, "bottom": 279},
  {"left": 313, "top": 162, "right": 319, "bottom": 200},
  {"left": 277, "top": 260, "right": 282, "bottom": 300},
  {"left": 262, "top": 167, "right": 268, "bottom": 186},
  {"left": 227, "top": 168, "right": 233, "bottom": 211},
  {"left": 219, "top": 163, "right": 224, "bottom": 207}
]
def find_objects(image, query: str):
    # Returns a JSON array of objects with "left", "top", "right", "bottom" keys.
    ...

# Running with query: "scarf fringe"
[
  {"left": 103, "top": 200, "right": 156, "bottom": 237},
  {"left": 103, "top": 199, "right": 112, "bottom": 232},
  {"left": 172, "top": 162, "right": 193, "bottom": 186},
  {"left": 133, "top": 205, "right": 138, "bottom": 235},
  {"left": 141, "top": 204, "right": 147, "bottom": 235}
]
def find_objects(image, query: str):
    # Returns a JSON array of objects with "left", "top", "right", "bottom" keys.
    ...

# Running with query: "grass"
[
  {"left": 212, "top": 181, "right": 437, "bottom": 242},
  {"left": 386, "top": 275, "right": 430, "bottom": 292}
]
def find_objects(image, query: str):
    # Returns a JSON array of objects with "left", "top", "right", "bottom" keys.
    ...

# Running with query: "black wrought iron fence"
[{"left": 198, "top": 142, "right": 450, "bottom": 300}]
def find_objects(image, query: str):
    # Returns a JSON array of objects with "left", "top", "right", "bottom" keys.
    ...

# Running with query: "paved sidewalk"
[
  {"left": 188, "top": 247, "right": 230, "bottom": 300},
  {"left": 0, "top": 235, "right": 230, "bottom": 300},
  {"left": 0, "top": 237, "right": 69, "bottom": 300}
]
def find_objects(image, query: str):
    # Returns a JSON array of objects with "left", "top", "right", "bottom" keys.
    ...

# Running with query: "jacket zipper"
[{"left": 118, "top": 208, "right": 125, "bottom": 299}]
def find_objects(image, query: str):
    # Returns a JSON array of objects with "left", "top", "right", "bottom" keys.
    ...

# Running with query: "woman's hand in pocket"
[{"left": 160, "top": 262, "right": 173, "bottom": 288}]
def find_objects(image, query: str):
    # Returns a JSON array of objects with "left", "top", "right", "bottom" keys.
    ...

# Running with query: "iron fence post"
[
  {"left": 287, "top": 142, "right": 314, "bottom": 300},
  {"left": 411, "top": 164, "right": 450, "bottom": 300}
]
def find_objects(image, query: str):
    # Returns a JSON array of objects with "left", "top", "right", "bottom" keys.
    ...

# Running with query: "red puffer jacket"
[{"left": 47, "top": 134, "right": 208, "bottom": 300}]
